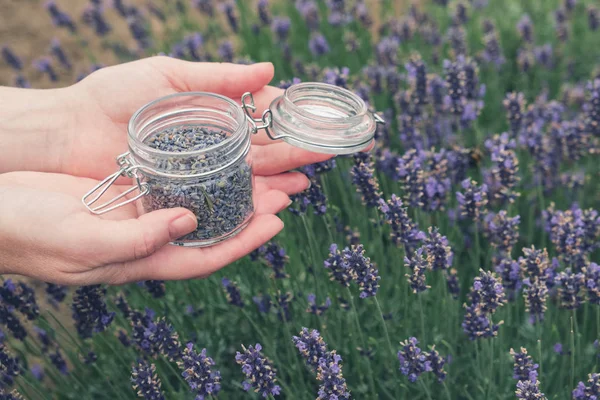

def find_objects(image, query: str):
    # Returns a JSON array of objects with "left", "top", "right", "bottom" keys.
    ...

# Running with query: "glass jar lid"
[{"left": 242, "top": 82, "right": 384, "bottom": 155}]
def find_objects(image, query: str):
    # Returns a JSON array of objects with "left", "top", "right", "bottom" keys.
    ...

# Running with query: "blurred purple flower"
[
  {"left": 192, "top": 0, "right": 214, "bottom": 16},
  {"left": 271, "top": 17, "right": 291, "bottom": 41},
  {"left": 306, "top": 294, "right": 331, "bottom": 316},
  {"left": 220, "top": 2, "right": 238, "bottom": 32},
  {"left": 33, "top": 57, "right": 58, "bottom": 82},
  {"left": 82, "top": 4, "right": 112, "bottom": 36},
  {"left": 1, "top": 47, "right": 22, "bottom": 71},
  {"left": 45, "top": 0, "right": 77, "bottom": 32},
  {"left": 221, "top": 278, "right": 243, "bottom": 308},
  {"left": 309, "top": 34, "right": 330, "bottom": 56},
  {"left": 517, "top": 14, "right": 534, "bottom": 43}
]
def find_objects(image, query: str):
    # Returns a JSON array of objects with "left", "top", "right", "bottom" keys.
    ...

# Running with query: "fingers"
[
  {"left": 255, "top": 189, "right": 291, "bottom": 215},
  {"left": 252, "top": 142, "right": 333, "bottom": 176},
  {"left": 255, "top": 172, "right": 310, "bottom": 195},
  {"left": 108, "top": 214, "right": 284, "bottom": 282},
  {"left": 147, "top": 57, "right": 275, "bottom": 97},
  {"left": 89, "top": 207, "right": 198, "bottom": 264}
]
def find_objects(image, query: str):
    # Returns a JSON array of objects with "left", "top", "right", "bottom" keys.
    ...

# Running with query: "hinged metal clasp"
[
  {"left": 241, "top": 92, "right": 285, "bottom": 141},
  {"left": 81, "top": 152, "right": 150, "bottom": 215},
  {"left": 372, "top": 111, "right": 386, "bottom": 125}
]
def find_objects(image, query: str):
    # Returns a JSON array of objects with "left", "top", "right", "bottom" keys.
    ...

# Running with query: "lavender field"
[{"left": 1, "top": 0, "right": 600, "bottom": 399}]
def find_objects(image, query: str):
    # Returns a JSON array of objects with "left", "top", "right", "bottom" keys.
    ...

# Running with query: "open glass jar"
[{"left": 82, "top": 82, "right": 384, "bottom": 247}]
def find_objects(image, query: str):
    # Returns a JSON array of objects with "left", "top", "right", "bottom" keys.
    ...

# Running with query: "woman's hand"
[
  {"left": 0, "top": 56, "right": 331, "bottom": 179},
  {"left": 0, "top": 169, "right": 309, "bottom": 286}
]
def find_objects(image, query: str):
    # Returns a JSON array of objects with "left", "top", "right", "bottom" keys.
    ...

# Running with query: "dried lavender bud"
[
  {"left": 142, "top": 126, "right": 253, "bottom": 243},
  {"left": 554, "top": 269, "right": 585, "bottom": 309},
  {"left": 292, "top": 328, "right": 329, "bottom": 371},
  {"left": 456, "top": 179, "right": 488, "bottom": 221},
  {"left": 235, "top": 344, "right": 281, "bottom": 397},
  {"left": 397, "top": 337, "right": 431, "bottom": 382},
  {"left": 306, "top": 294, "right": 331, "bottom": 316},
  {"left": 1, "top": 47, "right": 22, "bottom": 71},
  {"left": 316, "top": 351, "right": 350, "bottom": 399},
  {"left": 177, "top": 343, "right": 221, "bottom": 399},
  {"left": 71, "top": 285, "right": 114, "bottom": 339},
  {"left": 221, "top": 278, "right": 243, "bottom": 308},
  {"left": 131, "top": 360, "right": 165, "bottom": 400}
]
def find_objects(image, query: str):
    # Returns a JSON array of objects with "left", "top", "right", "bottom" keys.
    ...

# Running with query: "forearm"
[{"left": 0, "top": 86, "right": 75, "bottom": 174}]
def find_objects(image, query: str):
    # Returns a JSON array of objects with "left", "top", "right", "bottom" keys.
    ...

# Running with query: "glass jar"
[{"left": 83, "top": 82, "right": 383, "bottom": 247}]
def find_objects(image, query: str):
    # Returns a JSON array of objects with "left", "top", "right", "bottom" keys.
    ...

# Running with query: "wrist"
[{"left": 0, "top": 86, "right": 76, "bottom": 174}]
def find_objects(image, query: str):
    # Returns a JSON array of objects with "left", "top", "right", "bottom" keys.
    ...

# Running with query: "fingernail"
[
  {"left": 169, "top": 214, "right": 197, "bottom": 238},
  {"left": 286, "top": 199, "right": 293, "bottom": 207},
  {"left": 306, "top": 179, "right": 312, "bottom": 190}
]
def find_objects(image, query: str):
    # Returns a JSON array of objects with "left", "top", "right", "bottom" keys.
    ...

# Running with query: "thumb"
[{"left": 91, "top": 208, "right": 198, "bottom": 263}]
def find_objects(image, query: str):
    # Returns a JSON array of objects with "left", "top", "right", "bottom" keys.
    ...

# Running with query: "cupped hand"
[
  {"left": 0, "top": 169, "right": 309, "bottom": 286},
  {"left": 61, "top": 56, "right": 331, "bottom": 180}
]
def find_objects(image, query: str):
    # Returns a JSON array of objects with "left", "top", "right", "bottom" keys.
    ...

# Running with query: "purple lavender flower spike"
[
  {"left": 516, "top": 379, "right": 546, "bottom": 399},
  {"left": 0, "top": 279, "right": 39, "bottom": 320},
  {"left": 404, "top": 247, "right": 430, "bottom": 294},
  {"left": 130, "top": 309, "right": 182, "bottom": 361},
  {"left": 534, "top": 44, "right": 554, "bottom": 69},
  {"left": 589, "top": 6, "right": 599, "bottom": 31},
  {"left": 445, "top": 269, "right": 460, "bottom": 299},
  {"left": 517, "top": 14, "right": 534, "bottom": 43},
  {"left": 177, "top": 343, "right": 221, "bottom": 399},
  {"left": 522, "top": 277, "right": 549, "bottom": 324},
  {"left": 296, "top": 0, "right": 320, "bottom": 30},
  {"left": 236, "top": 343, "right": 281, "bottom": 397},
  {"left": 221, "top": 278, "right": 244, "bottom": 308},
  {"left": 457, "top": 179, "right": 488, "bottom": 221},
  {"left": 127, "top": 14, "right": 151, "bottom": 50},
  {"left": 397, "top": 337, "right": 431, "bottom": 382},
  {"left": 584, "top": 79, "right": 600, "bottom": 137},
  {"left": 292, "top": 328, "right": 329, "bottom": 371},
  {"left": 71, "top": 285, "right": 114, "bottom": 339},
  {"left": 261, "top": 242, "right": 289, "bottom": 279},
  {"left": 427, "top": 346, "right": 447, "bottom": 382},
  {"left": 0, "top": 343, "right": 22, "bottom": 386},
  {"left": 50, "top": 39, "right": 72, "bottom": 70},
  {"left": 316, "top": 351, "right": 351, "bottom": 399},
  {"left": 217, "top": 40, "right": 234, "bottom": 62},
  {"left": 504, "top": 92, "right": 526, "bottom": 138},
  {"left": 511, "top": 347, "right": 539, "bottom": 381},
  {"left": 33, "top": 57, "right": 58, "bottom": 82},
  {"left": 220, "top": 2, "right": 238, "bottom": 32},
  {"left": 495, "top": 257, "right": 522, "bottom": 299},
  {"left": 461, "top": 303, "right": 502, "bottom": 340},
  {"left": 131, "top": 360, "right": 165, "bottom": 400},
  {"left": 554, "top": 269, "right": 585, "bottom": 309},
  {"left": 344, "top": 244, "right": 380, "bottom": 298},
  {"left": 485, "top": 211, "right": 520, "bottom": 256},
  {"left": 271, "top": 17, "right": 291, "bottom": 42},
  {"left": 424, "top": 227, "right": 453, "bottom": 271},
  {"left": 1, "top": 47, "right": 23, "bottom": 71},
  {"left": 252, "top": 294, "right": 272, "bottom": 314},
  {"left": 306, "top": 294, "right": 331, "bottom": 316},
  {"left": 14, "top": 75, "right": 30, "bottom": 88},
  {"left": 481, "top": 22, "right": 505, "bottom": 68},
  {"left": 573, "top": 373, "right": 600, "bottom": 399},
  {"left": 82, "top": 4, "right": 112, "bottom": 36},
  {"left": 586, "top": 263, "right": 600, "bottom": 305},
  {"left": 323, "top": 67, "right": 350, "bottom": 89},
  {"left": 351, "top": 153, "right": 382, "bottom": 209},
  {"left": 46, "top": 0, "right": 77, "bottom": 32},
  {"left": 256, "top": 0, "right": 271, "bottom": 25},
  {"left": 49, "top": 349, "right": 68, "bottom": 375},
  {"left": 309, "top": 34, "right": 330, "bottom": 56},
  {"left": 378, "top": 194, "right": 425, "bottom": 250},
  {"left": 469, "top": 269, "right": 507, "bottom": 314},
  {"left": 31, "top": 364, "right": 44, "bottom": 381},
  {"left": 192, "top": 0, "right": 214, "bottom": 16},
  {"left": 324, "top": 244, "right": 353, "bottom": 287}
]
